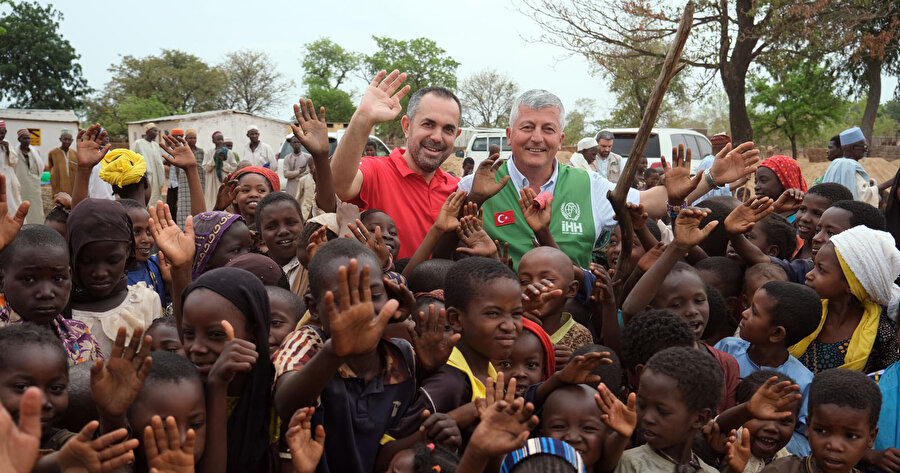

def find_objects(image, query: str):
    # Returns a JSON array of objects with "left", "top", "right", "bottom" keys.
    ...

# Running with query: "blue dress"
[{"left": 127, "top": 254, "right": 169, "bottom": 309}]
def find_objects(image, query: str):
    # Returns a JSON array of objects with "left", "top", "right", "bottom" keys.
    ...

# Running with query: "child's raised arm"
[
  {"left": 286, "top": 407, "right": 325, "bottom": 473},
  {"left": 91, "top": 326, "right": 153, "bottom": 433},
  {"left": 292, "top": 99, "right": 336, "bottom": 213},
  {"left": 589, "top": 264, "right": 621, "bottom": 354},
  {"left": 144, "top": 415, "right": 196, "bottom": 473},
  {"left": 595, "top": 383, "right": 637, "bottom": 473},
  {"left": 148, "top": 201, "right": 196, "bottom": 337},
  {"left": 517, "top": 187, "right": 558, "bottom": 248},
  {"left": 160, "top": 134, "right": 206, "bottom": 216},
  {"left": 71, "top": 125, "right": 111, "bottom": 208},
  {"left": 456, "top": 210, "right": 500, "bottom": 257},
  {"left": 714, "top": 376, "right": 801, "bottom": 433},
  {"left": 41, "top": 421, "right": 139, "bottom": 473},
  {"left": 533, "top": 352, "right": 612, "bottom": 407},
  {"left": 401, "top": 190, "right": 466, "bottom": 279},
  {"left": 723, "top": 196, "right": 776, "bottom": 266},
  {"left": 0, "top": 387, "right": 42, "bottom": 473},
  {"left": 0, "top": 173, "right": 28, "bottom": 251}
]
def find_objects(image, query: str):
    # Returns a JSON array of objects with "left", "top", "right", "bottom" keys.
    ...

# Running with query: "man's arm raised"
[{"left": 331, "top": 70, "right": 410, "bottom": 202}]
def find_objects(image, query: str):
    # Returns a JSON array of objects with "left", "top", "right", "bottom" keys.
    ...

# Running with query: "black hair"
[
  {"left": 0, "top": 224, "right": 68, "bottom": 269},
  {"left": 408, "top": 258, "right": 456, "bottom": 294},
  {"left": 116, "top": 198, "right": 148, "bottom": 212},
  {"left": 645, "top": 346, "right": 724, "bottom": 414},
  {"left": 360, "top": 208, "right": 388, "bottom": 222},
  {"left": 45, "top": 206, "right": 69, "bottom": 224},
  {"left": 698, "top": 196, "right": 742, "bottom": 257},
  {"left": 462, "top": 157, "right": 475, "bottom": 166},
  {"left": 806, "top": 183, "right": 853, "bottom": 205},
  {"left": 266, "top": 285, "right": 304, "bottom": 323},
  {"left": 694, "top": 256, "right": 743, "bottom": 299},
  {"left": 365, "top": 139, "right": 378, "bottom": 148},
  {"left": 445, "top": 257, "right": 518, "bottom": 312},
  {"left": 761, "top": 281, "right": 822, "bottom": 346},
  {"left": 758, "top": 213, "right": 797, "bottom": 260},
  {"left": 0, "top": 324, "right": 67, "bottom": 370},
  {"left": 58, "top": 361, "right": 98, "bottom": 432},
  {"left": 255, "top": 191, "right": 302, "bottom": 229},
  {"left": 645, "top": 218, "right": 662, "bottom": 241},
  {"left": 307, "top": 238, "right": 380, "bottom": 300},
  {"left": 407, "top": 86, "right": 462, "bottom": 121},
  {"left": 736, "top": 369, "right": 796, "bottom": 404},
  {"left": 143, "top": 350, "right": 202, "bottom": 386},
  {"left": 393, "top": 257, "right": 411, "bottom": 275},
  {"left": 831, "top": 200, "right": 887, "bottom": 231},
  {"left": 511, "top": 454, "right": 576, "bottom": 473},
  {"left": 148, "top": 315, "right": 177, "bottom": 333},
  {"left": 573, "top": 344, "right": 623, "bottom": 394},
  {"left": 643, "top": 167, "right": 660, "bottom": 179},
  {"left": 112, "top": 175, "right": 148, "bottom": 198},
  {"left": 829, "top": 135, "right": 841, "bottom": 147},
  {"left": 809, "top": 368, "right": 881, "bottom": 428},
  {"left": 701, "top": 284, "right": 732, "bottom": 340},
  {"left": 621, "top": 309, "right": 695, "bottom": 371},
  {"left": 670, "top": 261, "right": 700, "bottom": 277},
  {"left": 297, "top": 221, "right": 338, "bottom": 248},
  {"left": 412, "top": 442, "right": 459, "bottom": 473},
  {"left": 744, "top": 263, "right": 788, "bottom": 288}
]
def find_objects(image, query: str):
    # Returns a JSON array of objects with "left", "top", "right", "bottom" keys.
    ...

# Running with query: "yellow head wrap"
[{"left": 99, "top": 149, "right": 147, "bottom": 187}]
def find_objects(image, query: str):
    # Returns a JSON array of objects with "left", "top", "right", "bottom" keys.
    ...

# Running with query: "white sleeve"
[
  {"left": 590, "top": 171, "right": 639, "bottom": 236},
  {"left": 457, "top": 174, "right": 474, "bottom": 193}
]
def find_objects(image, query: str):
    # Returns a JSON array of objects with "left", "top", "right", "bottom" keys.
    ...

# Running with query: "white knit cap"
[
  {"left": 831, "top": 225, "right": 900, "bottom": 307},
  {"left": 577, "top": 137, "right": 598, "bottom": 151}
]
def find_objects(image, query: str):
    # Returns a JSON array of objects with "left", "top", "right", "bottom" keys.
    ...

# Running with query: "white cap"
[{"left": 577, "top": 137, "right": 598, "bottom": 151}]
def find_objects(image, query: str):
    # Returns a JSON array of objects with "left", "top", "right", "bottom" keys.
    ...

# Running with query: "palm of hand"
[
  {"left": 472, "top": 165, "right": 506, "bottom": 201},
  {"left": 167, "top": 146, "right": 197, "bottom": 169},
  {"left": 472, "top": 408, "right": 529, "bottom": 456},
  {"left": 287, "top": 432, "right": 322, "bottom": 473},
  {"left": 155, "top": 226, "right": 195, "bottom": 268},
  {"left": 522, "top": 206, "right": 550, "bottom": 233},
  {"left": 359, "top": 86, "right": 403, "bottom": 122},
  {"left": 714, "top": 149, "right": 753, "bottom": 184},
  {"left": 413, "top": 330, "right": 456, "bottom": 373},
  {"left": 295, "top": 122, "right": 329, "bottom": 158},
  {"left": 459, "top": 228, "right": 497, "bottom": 257},
  {"left": 92, "top": 359, "right": 142, "bottom": 418},
  {"left": 724, "top": 206, "right": 756, "bottom": 234},
  {"left": 367, "top": 239, "right": 391, "bottom": 267},
  {"left": 149, "top": 450, "right": 194, "bottom": 473},
  {"left": 604, "top": 400, "right": 637, "bottom": 437},
  {"left": 0, "top": 426, "right": 39, "bottom": 473},
  {"left": 727, "top": 436, "right": 751, "bottom": 471},
  {"left": 665, "top": 166, "right": 694, "bottom": 201},
  {"left": 329, "top": 302, "right": 380, "bottom": 357},
  {"left": 58, "top": 439, "right": 102, "bottom": 473},
  {"left": 637, "top": 244, "right": 665, "bottom": 272},
  {"left": 0, "top": 211, "right": 23, "bottom": 250}
]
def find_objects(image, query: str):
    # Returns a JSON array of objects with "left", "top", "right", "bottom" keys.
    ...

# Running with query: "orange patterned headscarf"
[{"left": 760, "top": 155, "right": 807, "bottom": 192}]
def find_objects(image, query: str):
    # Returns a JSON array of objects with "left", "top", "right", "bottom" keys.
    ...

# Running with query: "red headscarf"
[
  {"left": 759, "top": 155, "right": 807, "bottom": 192},
  {"left": 522, "top": 319, "right": 556, "bottom": 380},
  {"left": 229, "top": 166, "right": 281, "bottom": 192}
]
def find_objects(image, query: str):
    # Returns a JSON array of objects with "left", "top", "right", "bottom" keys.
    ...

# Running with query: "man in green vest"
[{"left": 457, "top": 89, "right": 761, "bottom": 269}]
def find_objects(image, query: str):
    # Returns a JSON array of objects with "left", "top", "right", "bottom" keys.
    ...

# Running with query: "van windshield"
[{"left": 611, "top": 134, "right": 661, "bottom": 159}]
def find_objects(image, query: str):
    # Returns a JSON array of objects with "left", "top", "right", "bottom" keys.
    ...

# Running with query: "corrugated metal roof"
[
  {"left": 126, "top": 109, "right": 290, "bottom": 125},
  {"left": 0, "top": 109, "right": 78, "bottom": 122}
]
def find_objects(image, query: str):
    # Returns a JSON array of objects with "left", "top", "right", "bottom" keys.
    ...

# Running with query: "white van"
[
  {"left": 463, "top": 129, "right": 513, "bottom": 166},
  {"left": 596, "top": 128, "right": 713, "bottom": 174}
]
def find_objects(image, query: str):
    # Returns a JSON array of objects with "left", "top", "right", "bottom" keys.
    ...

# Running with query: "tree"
[
  {"left": 83, "top": 95, "right": 170, "bottom": 140},
  {"left": 301, "top": 38, "right": 361, "bottom": 90},
  {"left": 304, "top": 86, "right": 356, "bottom": 122},
  {"left": 563, "top": 98, "right": 601, "bottom": 146},
  {"left": 0, "top": 1, "right": 91, "bottom": 108},
  {"left": 219, "top": 50, "right": 294, "bottom": 115},
  {"left": 458, "top": 69, "right": 518, "bottom": 127},
  {"left": 749, "top": 62, "right": 846, "bottom": 158},
  {"left": 364, "top": 36, "right": 460, "bottom": 139}
]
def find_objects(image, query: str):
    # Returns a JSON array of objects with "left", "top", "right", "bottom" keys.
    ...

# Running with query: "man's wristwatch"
[{"left": 705, "top": 169, "right": 723, "bottom": 190}]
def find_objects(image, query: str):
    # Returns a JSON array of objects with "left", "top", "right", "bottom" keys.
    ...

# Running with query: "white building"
[{"left": 0, "top": 109, "right": 79, "bottom": 160}]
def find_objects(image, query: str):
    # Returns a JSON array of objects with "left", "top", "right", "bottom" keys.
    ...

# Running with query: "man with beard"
[
  {"left": 595, "top": 130, "right": 622, "bottom": 182},
  {"left": 331, "top": 69, "right": 462, "bottom": 258}
]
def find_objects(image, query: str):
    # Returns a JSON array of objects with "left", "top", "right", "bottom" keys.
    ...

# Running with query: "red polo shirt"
[{"left": 352, "top": 148, "right": 460, "bottom": 259}]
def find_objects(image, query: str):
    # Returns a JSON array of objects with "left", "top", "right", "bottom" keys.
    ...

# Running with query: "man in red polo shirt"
[{"left": 331, "top": 70, "right": 462, "bottom": 258}]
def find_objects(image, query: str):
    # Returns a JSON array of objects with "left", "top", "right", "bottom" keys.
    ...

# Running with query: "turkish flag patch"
[{"left": 494, "top": 210, "right": 515, "bottom": 227}]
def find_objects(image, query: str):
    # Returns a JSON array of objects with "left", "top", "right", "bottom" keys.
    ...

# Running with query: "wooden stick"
[{"left": 608, "top": 0, "right": 695, "bottom": 291}]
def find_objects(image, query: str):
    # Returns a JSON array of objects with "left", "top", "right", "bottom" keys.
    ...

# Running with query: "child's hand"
[
  {"left": 723, "top": 196, "right": 774, "bottom": 235},
  {"left": 419, "top": 410, "right": 462, "bottom": 450},
  {"left": 52, "top": 192, "right": 73, "bottom": 210},
  {"left": 144, "top": 415, "right": 195, "bottom": 473},
  {"left": 160, "top": 135, "right": 198, "bottom": 170},
  {"left": 624, "top": 202, "right": 648, "bottom": 230},
  {"left": 554, "top": 344, "right": 573, "bottom": 370},
  {"left": 709, "top": 141, "right": 760, "bottom": 187},
  {"left": 435, "top": 190, "right": 467, "bottom": 233},
  {"left": 702, "top": 420, "right": 729, "bottom": 455},
  {"left": 57, "top": 421, "right": 139, "bottom": 473},
  {"left": 158, "top": 251, "right": 174, "bottom": 287},
  {"left": 517, "top": 187, "right": 552, "bottom": 234},
  {"left": 0, "top": 174, "right": 29, "bottom": 252},
  {"left": 286, "top": 407, "right": 325, "bottom": 473},
  {"left": 345, "top": 219, "right": 391, "bottom": 269},
  {"left": 291, "top": 99, "right": 330, "bottom": 159},
  {"left": 662, "top": 144, "right": 704, "bottom": 203},
  {"left": 494, "top": 240, "right": 513, "bottom": 268},
  {"left": 746, "top": 376, "right": 802, "bottom": 421},
  {"left": 521, "top": 279, "right": 563, "bottom": 316},
  {"left": 305, "top": 226, "right": 329, "bottom": 262},
  {"left": 408, "top": 304, "right": 461, "bottom": 373},
  {"left": 470, "top": 154, "right": 511, "bottom": 205},
  {"left": 773, "top": 188, "right": 804, "bottom": 215},
  {"left": 213, "top": 179, "right": 239, "bottom": 211},
  {"left": 457, "top": 214, "right": 498, "bottom": 257},
  {"left": 725, "top": 429, "right": 751, "bottom": 473},
  {"left": 867, "top": 447, "right": 900, "bottom": 473},
  {"left": 149, "top": 201, "right": 196, "bottom": 269},
  {"left": 91, "top": 326, "right": 153, "bottom": 419},
  {"left": 636, "top": 242, "right": 666, "bottom": 272},
  {"left": 335, "top": 202, "right": 361, "bottom": 237},
  {"left": 471, "top": 375, "right": 539, "bottom": 457},
  {"left": 75, "top": 125, "right": 111, "bottom": 169},
  {"left": 589, "top": 264, "right": 617, "bottom": 307},
  {"left": 555, "top": 352, "right": 611, "bottom": 385},
  {"left": 0, "top": 387, "right": 41, "bottom": 473},
  {"left": 325, "top": 260, "right": 400, "bottom": 357},
  {"left": 595, "top": 383, "right": 637, "bottom": 438},
  {"left": 207, "top": 321, "right": 258, "bottom": 389},
  {"left": 383, "top": 278, "right": 416, "bottom": 322},
  {"left": 673, "top": 207, "right": 717, "bottom": 251}
]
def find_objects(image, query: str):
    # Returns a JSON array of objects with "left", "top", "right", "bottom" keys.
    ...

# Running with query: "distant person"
[
  {"left": 488, "top": 143, "right": 501, "bottom": 157},
  {"left": 595, "top": 130, "right": 622, "bottom": 182},
  {"left": 202, "top": 131, "right": 238, "bottom": 210},
  {"left": 462, "top": 157, "right": 475, "bottom": 177},
  {"left": 131, "top": 122, "right": 165, "bottom": 205},
  {"left": 821, "top": 126, "right": 879, "bottom": 205},
  {"left": 14, "top": 129, "right": 44, "bottom": 224},
  {"left": 47, "top": 129, "right": 76, "bottom": 196},
  {"left": 826, "top": 134, "right": 842, "bottom": 161},
  {"left": 0, "top": 120, "right": 23, "bottom": 212},
  {"left": 632, "top": 156, "right": 648, "bottom": 189},
  {"left": 175, "top": 129, "right": 205, "bottom": 227},
  {"left": 283, "top": 135, "right": 311, "bottom": 197},
  {"left": 568, "top": 137, "right": 600, "bottom": 173},
  {"left": 241, "top": 125, "right": 277, "bottom": 169},
  {"left": 364, "top": 139, "right": 378, "bottom": 157},
  {"left": 166, "top": 127, "right": 184, "bottom": 216},
  {"left": 88, "top": 131, "right": 114, "bottom": 200}
]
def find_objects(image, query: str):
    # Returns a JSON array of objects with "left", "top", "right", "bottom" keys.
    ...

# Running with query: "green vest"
[{"left": 482, "top": 161, "right": 595, "bottom": 269}]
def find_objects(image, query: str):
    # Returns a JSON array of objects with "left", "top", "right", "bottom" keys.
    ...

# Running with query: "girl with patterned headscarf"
[
  {"left": 225, "top": 166, "right": 280, "bottom": 230},
  {"left": 191, "top": 211, "right": 252, "bottom": 280},
  {"left": 755, "top": 155, "right": 807, "bottom": 221}
]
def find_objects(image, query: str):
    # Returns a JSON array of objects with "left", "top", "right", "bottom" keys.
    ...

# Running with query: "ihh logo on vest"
[{"left": 560, "top": 202, "right": 583, "bottom": 235}]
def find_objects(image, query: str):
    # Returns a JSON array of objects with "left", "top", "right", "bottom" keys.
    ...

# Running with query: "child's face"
[
  {"left": 653, "top": 270, "right": 709, "bottom": 340},
  {"left": 807, "top": 403, "right": 877, "bottom": 473},
  {"left": 234, "top": 173, "right": 271, "bottom": 218},
  {"left": 130, "top": 379, "right": 207, "bottom": 463},
  {"left": 0, "top": 345, "right": 68, "bottom": 437},
  {"left": 727, "top": 223, "right": 775, "bottom": 262},
  {"left": 636, "top": 368, "right": 708, "bottom": 453},
  {"left": 811, "top": 207, "right": 852, "bottom": 257},
  {"left": 645, "top": 173, "right": 660, "bottom": 188},
  {"left": 362, "top": 212, "right": 400, "bottom": 259},
  {"left": 127, "top": 208, "right": 154, "bottom": 264},
  {"left": 805, "top": 243, "right": 848, "bottom": 300},
  {"left": 495, "top": 330, "right": 544, "bottom": 397},
  {"left": 1, "top": 245, "right": 71, "bottom": 324},
  {"left": 739, "top": 288, "right": 780, "bottom": 345},
  {"left": 449, "top": 278, "right": 524, "bottom": 362},
  {"left": 795, "top": 194, "right": 832, "bottom": 242},
  {"left": 754, "top": 167, "right": 784, "bottom": 201},
  {"left": 268, "top": 296, "right": 298, "bottom": 358},
  {"left": 147, "top": 324, "right": 186, "bottom": 358},
  {"left": 182, "top": 288, "right": 252, "bottom": 379},
  {"left": 386, "top": 448, "right": 414, "bottom": 473},
  {"left": 518, "top": 250, "right": 577, "bottom": 318},
  {"left": 310, "top": 257, "right": 389, "bottom": 338},
  {"left": 744, "top": 400, "right": 798, "bottom": 460},
  {"left": 541, "top": 385, "right": 607, "bottom": 467},
  {"left": 259, "top": 201, "right": 303, "bottom": 265},
  {"left": 205, "top": 221, "right": 251, "bottom": 271},
  {"left": 74, "top": 241, "right": 129, "bottom": 298}
]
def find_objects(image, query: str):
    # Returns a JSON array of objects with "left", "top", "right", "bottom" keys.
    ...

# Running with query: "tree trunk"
[
  {"left": 861, "top": 57, "right": 882, "bottom": 146},
  {"left": 721, "top": 0, "right": 759, "bottom": 144},
  {"left": 789, "top": 135, "right": 798, "bottom": 160}
]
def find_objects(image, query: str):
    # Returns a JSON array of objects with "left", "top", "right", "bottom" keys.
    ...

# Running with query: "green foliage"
[
  {"left": 885, "top": 99, "right": 900, "bottom": 123},
  {"left": 304, "top": 86, "right": 356, "bottom": 122},
  {"left": 0, "top": 1, "right": 91, "bottom": 108},
  {"left": 220, "top": 50, "right": 294, "bottom": 115},
  {"left": 301, "top": 38, "right": 360, "bottom": 90},
  {"left": 563, "top": 98, "right": 603, "bottom": 145},
  {"left": 83, "top": 95, "right": 170, "bottom": 140}
]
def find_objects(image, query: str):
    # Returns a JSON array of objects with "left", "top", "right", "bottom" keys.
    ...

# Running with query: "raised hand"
[
  {"left": 305, "top": 226, "right": 329, "bottom": 262},
  {"left": 470, "top": 155, "right": 510, "bottom": 204},
  {"left": 745, "top": 377, "right": 802, "bottom": 421},
  {"left": 57, "top": 421, "right": 139, "bottom": 473},
  {"left": 636, "top": 242, "right": 666, "bottom": 272},
  {"left": 471, "top": 375, "right": 539, "bottom": 457},
  {"left": 773, "top": 188, "right": 804, "bottom": 215},
  {"left": 434, "top": 190, "right": 467, "bottom": 233},
  {"left": 345, "top": 219, "right": 391, "bottom": 269},
  {"left": 325, "top": 260, "right": 400, "bottom": 357},
  {"left": 517, "top": 187, "right": 552, "bottom": 234},
  {"left": 383, "top": 278, "right": 416, "bottom": 322},
  {"left": 554, "top": 344, "right": 573, "bottom": 370},
  {"left": 702, "top": 420, "right": 730, "bottom": 455},
  {"left": 291, "top": 99, "right": 330, "bottom": 158},
  {"left": 52, "top": 191, "right": 73, "bottom": 210},
  {"left": 673, "top": 207, "right": 717, "bottom": 251},
  {"left": 148, "top": 201, "right": 196, "bottom": 268},
  {"left": 0, "top": 174, "right": 29, "bottom": 251},
  {"left": 0, "top": 387, "right": 41, "bottom": 473},
  {"left": 213, "top": 179, "right": 239, "bottom": 211},
  {"left": 624, "top": 202, "right": 648, "bottom": 230},
  {"left": 159, "top": 135, "right": 198, "bottom": 170},
  {"left": 710, "top": 141, "right": 760, "bottom": 186},
  {"left": 521, "top": 279, "right": 563, "bottom": 316},
  {"left": 725, "top": 429, "right": 751, "bottom": 473},
  {"left": 419, "top": 410, "right": 462, "bottom": 449},
  {"left": 723, "top": 196, "right": 774, "bottom": 235},
  {"left": 662, "top": 144, "right": 704, "bottom": 203},
  {"left": 76, "top": 124, "right": 111, "bottom": 169},
  {"left": 555, "top": 352, "right": 611, "bottom": 385},
  {"left": 144, "top": 415, "right": 195, "bottom": 473},
  {"left": 408, "top": 304, "right": 461, "bottom": 373},
  {"left": 495, "top": 240, "right": 512, "bottom": 268},
  {"left": 207, "top": 321, "right": 258, "bottom": 388},
  {"left": 589, "top": 265, "right": 617, "bottom": 306},
  {"left": 595, "top": 383, "right": 636, "bottom": 438},
  {"left": 286, "top": 407, "right": 325, "bottom": 473},
  {"left": 91, "top": 326, "right": 153, "bottom": 419},
  {"left": 356, "top": 70, "right": 411, "bottom": 124},
  {"left": 867, "top": 447, "right": 900, "bottom": 473},
  {"left": 457, "top": 215, "right": 498, "bottom": 257}
]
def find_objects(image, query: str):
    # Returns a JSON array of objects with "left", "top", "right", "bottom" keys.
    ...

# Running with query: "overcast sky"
[{"left": 9, "top": 0, "right": 900, "bottom": 123}]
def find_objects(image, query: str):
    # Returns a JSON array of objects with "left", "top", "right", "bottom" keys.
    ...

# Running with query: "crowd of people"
[{"left": 1, "top": 67, "right": 900, "bottom": 473}]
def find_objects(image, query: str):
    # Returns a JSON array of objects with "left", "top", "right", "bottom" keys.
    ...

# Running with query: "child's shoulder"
[
  {"left": 759, "top": 455, "right": 805, "bottom": 473},
  {"left": 557, "top": 315, "right": 593, "bottom": 351},
  {"left": 714, "top": 336, "right": 750, "bottom": 354}
]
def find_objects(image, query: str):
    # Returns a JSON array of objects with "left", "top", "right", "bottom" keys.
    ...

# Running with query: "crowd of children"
[{"left": 1, "top": 89, "right": 900, "bottom": 473}]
